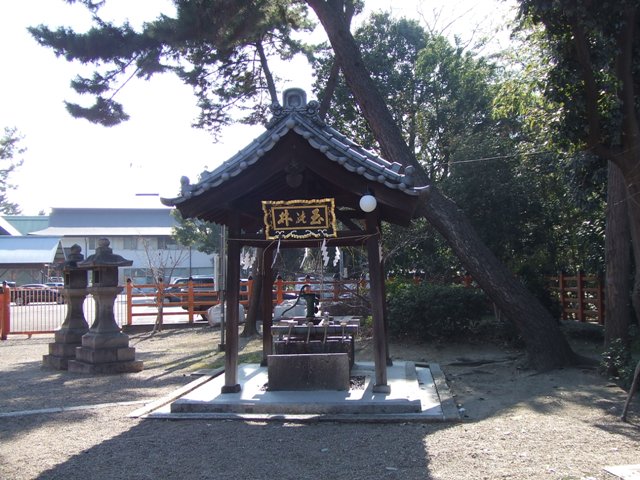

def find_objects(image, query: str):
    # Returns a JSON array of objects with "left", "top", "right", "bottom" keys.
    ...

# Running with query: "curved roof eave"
[{"left": 162, "top": 94, "right": 423, "bottom": 208}]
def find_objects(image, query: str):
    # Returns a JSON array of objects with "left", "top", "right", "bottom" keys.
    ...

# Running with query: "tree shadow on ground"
[
  {"left": 27, "top": 416, "right": 434, "bottom": 480},
  {"left": 0, "top": 328, "right": 227, "bottom": 441},
  {"left": 1, "top": 328, "right": 639, "bottom": 479},
  {"left": 381, "top": 334, "right": 640, "bottom": 441}
]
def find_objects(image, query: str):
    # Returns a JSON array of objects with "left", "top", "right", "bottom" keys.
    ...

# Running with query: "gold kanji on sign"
[{"left": 262, "top": 198, "right": 337, "bottom": 239}]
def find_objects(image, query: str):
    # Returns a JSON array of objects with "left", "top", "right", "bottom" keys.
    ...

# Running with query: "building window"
[
  {"left": 123, "top": 237, "right": 138, "bottom": 250},
  {"left": 88, "top": 237, "right": 97, "bottom": 250},
  {"left": 157, "top": 236, "right": 178, "bottom": 250}
]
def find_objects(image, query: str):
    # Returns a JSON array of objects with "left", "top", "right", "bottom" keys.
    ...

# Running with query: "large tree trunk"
[
  {"left": 604, "top": 162, "right": 632, "bottom": 347},
  {"left": 308, "top": 0, "right": 579, "bottom": 370},
  {"left": 415, "top": 189, "right": 577, "bottom": 370},
  {"left": 625, "top": 180, "right": 640, "bottom": 325},
  {"left": 606, "top": 148, "right": 640, "bottom": 335},
  {"left": 562, "top": 2, "right": 640, "bottom": 333}
]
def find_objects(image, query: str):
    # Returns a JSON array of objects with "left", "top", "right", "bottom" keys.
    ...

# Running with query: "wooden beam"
[
  {"left": 336, "top": 209, "right": 364, "bottom": 231},
  {"left": 232, "top": 230, "right": 373, "bottom": 248}
]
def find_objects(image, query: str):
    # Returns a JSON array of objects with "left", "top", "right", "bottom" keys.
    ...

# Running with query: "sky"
[{"left": 0, "top": 0, "right": 516, "bottom": 215}]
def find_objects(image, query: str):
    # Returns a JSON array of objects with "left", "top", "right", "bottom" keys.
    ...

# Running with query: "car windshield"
[{"left": 171, "top": 278, "right": 214, "bottom": 285}]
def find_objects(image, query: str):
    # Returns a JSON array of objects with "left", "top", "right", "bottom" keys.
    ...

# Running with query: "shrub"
[
  {"left": 386, "top": 282, "right": 490, "bottom": 340},
  {"left": 601, "top": 337, "right": 638, "bottom": 390}
]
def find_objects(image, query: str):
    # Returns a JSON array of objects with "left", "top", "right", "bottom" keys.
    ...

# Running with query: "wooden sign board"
[{"left": 262, "top": 198, "right": 337, "bottom": 239}]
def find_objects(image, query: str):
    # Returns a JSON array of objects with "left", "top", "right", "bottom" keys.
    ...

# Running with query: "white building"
[{"left": 24, "top": 207, "right": 217, "bottom": 285}]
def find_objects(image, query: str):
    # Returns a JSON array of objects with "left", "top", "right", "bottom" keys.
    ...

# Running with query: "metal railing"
[{"left": 0, "top": 286, "right": 128, "bottom": 338}]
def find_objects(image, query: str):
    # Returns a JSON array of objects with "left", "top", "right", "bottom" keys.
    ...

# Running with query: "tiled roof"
[{"left": 162, "top": 88, "right": 422, "bottom": 206}]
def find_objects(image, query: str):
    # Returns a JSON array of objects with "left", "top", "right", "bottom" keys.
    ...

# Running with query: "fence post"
[
  {"left": 246, "top": 276, "right": 253, "bottom": 306},
  {"left": 597, "top": 275, "right": 605, "bottom": 325},
  {"left": 0, "top": 282, "right": 10, "bottom": 340},
  {"left": 186, "top": 279, "right": 194, "bottom": 323},
  {"left": 275, "top": 275, "right": 283, "bottom": 304},
  {"left": 577, "top": 272, "right": 585, "bottom": 322},
  {"left": 125, "top": 279, "right": 133, "bottom": 326},
  {"left": 155, "top": 277, "right": 164, "bottom": 330},
  {"left": 558, "top": 272, "right": 567, "bottom": 321}
]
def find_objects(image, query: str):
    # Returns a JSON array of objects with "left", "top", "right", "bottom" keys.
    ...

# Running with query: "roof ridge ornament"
[{"left": 268, "top": 88, "right": 322, "bottom": 127}]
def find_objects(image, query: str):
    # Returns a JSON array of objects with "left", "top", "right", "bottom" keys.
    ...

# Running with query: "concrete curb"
[{"left": 134, "top": 362, "right": 460, "bottom": 424}]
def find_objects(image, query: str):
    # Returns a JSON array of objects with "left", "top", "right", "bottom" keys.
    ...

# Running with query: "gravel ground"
[{"left": 0, "top": 327, "right": 638, "bottom": 480}]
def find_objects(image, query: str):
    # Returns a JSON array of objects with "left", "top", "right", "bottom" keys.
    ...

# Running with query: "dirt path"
[{"left": 0, "top": 328, "right": 638, "bottom": 480}]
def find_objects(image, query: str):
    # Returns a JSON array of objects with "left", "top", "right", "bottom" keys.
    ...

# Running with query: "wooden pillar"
[
  {"left": 261, "top": 246, "right": 274, "bottom": 366},
  {"left": 365, "top": 211, "right": 389, "bottom": 393},
  {"left": 222, "top": 218, "right": 241, "bottom": 393},
  {"left": 380, "top": 255, "right": 392, "bottom": 366}
]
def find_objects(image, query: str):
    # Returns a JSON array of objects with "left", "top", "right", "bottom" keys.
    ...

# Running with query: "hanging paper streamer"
[
  {"left": 271, "top": 238, "right": 281, "bottom": 268},
  {"left": 321, "top": 238, "right": 330, "bottom": 266},
  {"left": 300, "top": 247, "right": 311, "bottom": 269},
  {"left": 241, "top": 248, "right": 257, "bottom": 270},
  {"left": 333, "top": 247, "right": 340, "bottom": 267},
  {"left": 241, "top": 249, "right": 250, "bottom": 270}
]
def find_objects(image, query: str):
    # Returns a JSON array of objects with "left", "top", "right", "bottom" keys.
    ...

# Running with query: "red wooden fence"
[{"left": 547, "top": 273, "right": 604, "bottom": 324}]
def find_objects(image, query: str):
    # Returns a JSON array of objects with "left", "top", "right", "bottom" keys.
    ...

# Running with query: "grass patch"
[
  {"left": 199, "top": 337, "right": 264, "bottom": 370},
  {"left": 207, "top": 350, "right": 263, "bottom": 369}
]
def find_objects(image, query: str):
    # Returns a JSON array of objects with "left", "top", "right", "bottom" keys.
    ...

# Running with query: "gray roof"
[
  {"left": 29, "top": 207, "right": 175, "bottom": 237},
  {"left": 30, "top": 227, "right": 173, "bottom": 236},
  {"left": 0, "top": 236, "right": 63, "bottom": 265},
  {"left": 163, "top": 88, "right": 423, "bottom": 206}
]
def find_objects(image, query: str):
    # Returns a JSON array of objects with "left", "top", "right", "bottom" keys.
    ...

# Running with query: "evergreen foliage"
[
  {"left": 0, "top": 127, "right": 24, "bottom": 215},
  {"left": 29, "top": 0, "right": 315, "bottom": 134},
  {"left": 386, "top": 280, "right": 490, "bottom": 340}
]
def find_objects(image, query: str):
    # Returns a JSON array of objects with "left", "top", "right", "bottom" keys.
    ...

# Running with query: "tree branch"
[
  {"left": 615, "top": 5, "right": 640, "bottom": 151},
  {"left": 567, "top": 11, "right": 605, "bottom": 153},
  {"left": 255, "top": 38, "right": 279, "bottom": 105},
  {"left": 306, "top": 0, "right": 429, "bottom": 185}
]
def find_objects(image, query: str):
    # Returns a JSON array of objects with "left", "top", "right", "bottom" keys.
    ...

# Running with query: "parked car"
[
  {"left": 11, "top": 284, "right": 64, "bottom": 305},
  {"left": 163, "top": 276, "right": 216, "bottom": 303},
  {"left": 130, "top": 286, "right": 161, "bottom": 305},
  {"left": 159, "top": 276, "right": 216, "bottom": 321}
]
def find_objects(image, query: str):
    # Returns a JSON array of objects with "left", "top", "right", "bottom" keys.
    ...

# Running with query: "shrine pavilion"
[{"left": 162, "top": 88, "right": 426, "bottom": 394}]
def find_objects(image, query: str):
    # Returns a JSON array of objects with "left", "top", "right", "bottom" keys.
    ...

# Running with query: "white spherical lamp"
[{"left": 359, "top": 193, "right": 377, "bottom": 212}]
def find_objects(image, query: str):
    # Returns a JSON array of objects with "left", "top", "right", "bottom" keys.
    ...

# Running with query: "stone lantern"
[
  {"left": 68, "top": 238, "right": 143, "bottom": 374},
  {"left": 42, "top": 244, "right": 89, "bottom": 369}
]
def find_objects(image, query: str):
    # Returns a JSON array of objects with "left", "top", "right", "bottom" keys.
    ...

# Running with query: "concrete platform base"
[
  {"left": 130, "top": 361, "right": 460, "bottom": 423},
  {"left": 68, "top": 358, "right": 143, "bottom": 374},
  {"left": 42, "top": 342, "right": 81, "bottom": 370}
]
